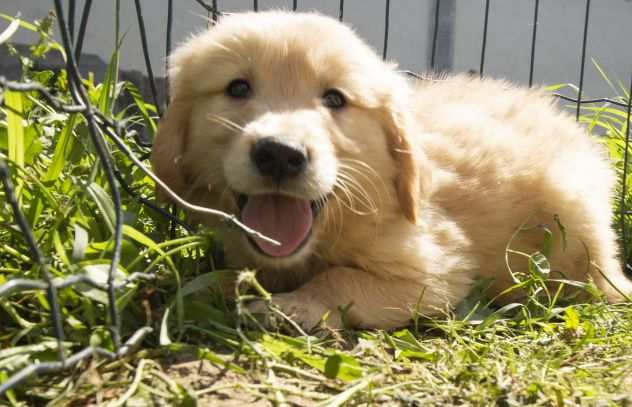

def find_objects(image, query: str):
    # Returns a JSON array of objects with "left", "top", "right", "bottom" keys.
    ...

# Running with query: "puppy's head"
[{"left": 152, "top": 12, "right": 427, "bottom": 267}]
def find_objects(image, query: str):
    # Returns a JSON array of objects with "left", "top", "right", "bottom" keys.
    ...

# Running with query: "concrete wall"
[{"left": 1, "top": 0, "right": 631, "bottom": 97}]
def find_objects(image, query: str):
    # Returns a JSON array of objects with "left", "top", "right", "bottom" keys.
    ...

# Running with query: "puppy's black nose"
[{"left": 251, "top": 138, "right": 307, "bottom": 180}]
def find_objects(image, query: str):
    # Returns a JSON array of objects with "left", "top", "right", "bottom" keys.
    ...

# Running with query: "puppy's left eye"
[
  {"left": 226, "top": 79, "right": 252, "bottom": 98},
  {"left": 322, "top": 89, "right": 346, "bottom": 109}
]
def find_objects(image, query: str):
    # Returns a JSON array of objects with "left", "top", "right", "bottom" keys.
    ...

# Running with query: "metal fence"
[{"left": 0, "top": 0, "right": 630, "bottom": 398}]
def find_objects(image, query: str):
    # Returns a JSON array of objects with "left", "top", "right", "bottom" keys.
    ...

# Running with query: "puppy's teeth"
[{"left": 207, "top": 184, "right": 213, "bottom": 193}]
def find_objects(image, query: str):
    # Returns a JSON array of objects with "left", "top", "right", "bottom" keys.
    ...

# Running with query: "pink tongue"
[{"left": 240, "top": 195, "right": 313, "bottom": 257}]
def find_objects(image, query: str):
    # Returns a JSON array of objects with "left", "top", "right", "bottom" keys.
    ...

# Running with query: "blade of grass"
[
  {"left": 126, "top": 235, "right": 205, "bottom": 271},
  {"left": 98, "top": 50, "right": 119, "bottom": 115},
  {"left": 86, "top": 182, "right": 116, "bottom": 234},
  {"left": 591, "top": 59, "right": 618, "bottom": 97},
  {"left": 0, "top": 13, "right": 66, "bottom": 60},
  {"left": 52, "top": 229, "right": 70, "bottom": 267},
  {"left": 4, "top": 90, "right": 24, "bottom": 193},
  {"left": 4, "top": 90, "right": 25, "bottom": 202},
  {"left": 0, "top": 14, "right": 20, "bottom": 44},
  {"left": 44, "top": 114, "right": 78, "bottom": 182},
  {"left": 124, "top": 82, "right": 157, "bottom": 134},
  {"left": 97, "top": 29, "right": 127, "bottom": 115},
  {"left": 316, "top": 375, "right": 376, "bottom": 407}
]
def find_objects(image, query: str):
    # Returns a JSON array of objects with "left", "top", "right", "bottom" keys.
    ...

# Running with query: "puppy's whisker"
[
  {"left": 337, "top": 166, "right": 382, "bottom": 242},
  {"left": 318, "top": 196, "right": 333, "bottom": 235},
  {"left": 327, "top": 191, "right": 343, "bottom": 238},
  {"left": 339, "top": 160, "right": 383, "bottom": 190},
  {"left": 195, "top": 38, "right": 243, "bottom": 60},
  {"left": 326, "top": 189, "right": 345, "bottom": 245},
  {"left": 334, "top": 181, "right": 365, "bottom": 215},
  {"left": 339, "top": 159, "right": 386, "bottom": 197},
  {"left": 338, "top": 171, "right": 378, "bottom": 206},
  {"left": 338, "top": 165, "right": 382, "bottom": 196},
  {"left": 336, "top": 171, "right": 380, "bottom": 216},
  {"left": 207, "top": 114, "right": 244, "bottom": 133},
  {"left": 337, "top": 172, "right": 378, "bottom": 213},
  {"left": 334, "top": 179, "right": 377, "bottom": 217},
  {"left": 331, "top": 197, "right": 344, "bottom": 248},
  {"left": 339, "top": 158, "right": 380, "bottom": 177},
  {"left": 333, "top": 180, "right": 356, "bottom": 211}
]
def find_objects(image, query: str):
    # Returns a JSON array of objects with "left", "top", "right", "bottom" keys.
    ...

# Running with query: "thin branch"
[{"left": 0, "top": 327, "right": 152, "bottom": 396}]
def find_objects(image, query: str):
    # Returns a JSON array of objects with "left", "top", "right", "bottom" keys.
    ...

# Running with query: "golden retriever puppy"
[{"left": 151, "top": 11, "right": 631, "bottom": 329}]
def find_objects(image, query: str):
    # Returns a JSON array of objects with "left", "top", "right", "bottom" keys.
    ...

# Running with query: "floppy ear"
[
  {"left": 150, "top": 98, "right": 191, "bottom": 201},
  {"left": 381, "top": 105, "right": 430, "bottom": 225}
]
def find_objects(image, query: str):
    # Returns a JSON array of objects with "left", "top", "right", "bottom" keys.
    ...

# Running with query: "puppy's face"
[{"left": 152, "top": 12, "right": 423, "bottom": 268}]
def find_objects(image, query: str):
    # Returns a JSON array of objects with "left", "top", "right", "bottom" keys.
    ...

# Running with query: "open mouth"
[{"left": 236, "top": 193, "right": 324, "bottom": 258}]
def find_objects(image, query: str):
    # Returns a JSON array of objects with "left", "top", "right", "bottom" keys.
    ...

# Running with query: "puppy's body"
[
  {"left": 412, "top": 76, "right": 625, "bottom": 302},
  {"left": 152, "top": 12, "right": 631, "bottom": 329}
]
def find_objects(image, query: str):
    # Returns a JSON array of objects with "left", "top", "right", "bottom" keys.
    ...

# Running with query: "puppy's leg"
[{"left": 253, "top": 267, "right": 446, "bottom": 330}]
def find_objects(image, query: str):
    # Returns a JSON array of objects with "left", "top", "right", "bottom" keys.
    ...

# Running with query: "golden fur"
[{"left": 151, "top": 11, "right": 632, "bottom": 329}]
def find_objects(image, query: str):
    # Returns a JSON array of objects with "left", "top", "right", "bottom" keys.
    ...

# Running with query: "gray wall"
[{"left": 2, "top": 1, "right": 631, "bottom": 97}]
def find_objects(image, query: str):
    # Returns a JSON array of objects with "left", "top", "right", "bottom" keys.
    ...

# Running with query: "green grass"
[{"left": 1, "top": 17, "right": 632, "bottom": 407}]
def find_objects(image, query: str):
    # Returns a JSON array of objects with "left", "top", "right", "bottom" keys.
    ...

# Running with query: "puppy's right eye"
[
  {"left": 322, "top": 89, "right": 346, "bottom": 109},
  {"left": 226, "top": 79, "right": 252, "bottom": 98}
]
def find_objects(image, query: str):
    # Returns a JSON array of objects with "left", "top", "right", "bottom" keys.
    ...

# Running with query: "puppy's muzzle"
[
  {"left": 250, "top": 137, "right": 307, "bottom": 184},
  {"left": 236, "top": 137, "right": 321, "bottom": 259}
]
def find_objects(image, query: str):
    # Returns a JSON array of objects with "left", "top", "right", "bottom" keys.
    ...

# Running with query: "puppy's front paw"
[{"left": 247, "top": 292, "right": 342, "bottom": 331}]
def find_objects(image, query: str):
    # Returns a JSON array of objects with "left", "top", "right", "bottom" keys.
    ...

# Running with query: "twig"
[
  {"left": 107, "top": 359, "right": 150, "bottom": 407},
  {"left": 0, "top": 156, "right": 67, "bottom": 362},
  {"left": 0, "top": 327, "right": 152, "bottom": 396},
  {"left": 0, "top": 76, "right": 85, "bottom": 112}
]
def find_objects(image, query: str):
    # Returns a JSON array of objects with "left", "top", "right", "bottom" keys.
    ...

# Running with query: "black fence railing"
[{"left": 0, "top": 0, "right": 630, "bottom": 398}]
